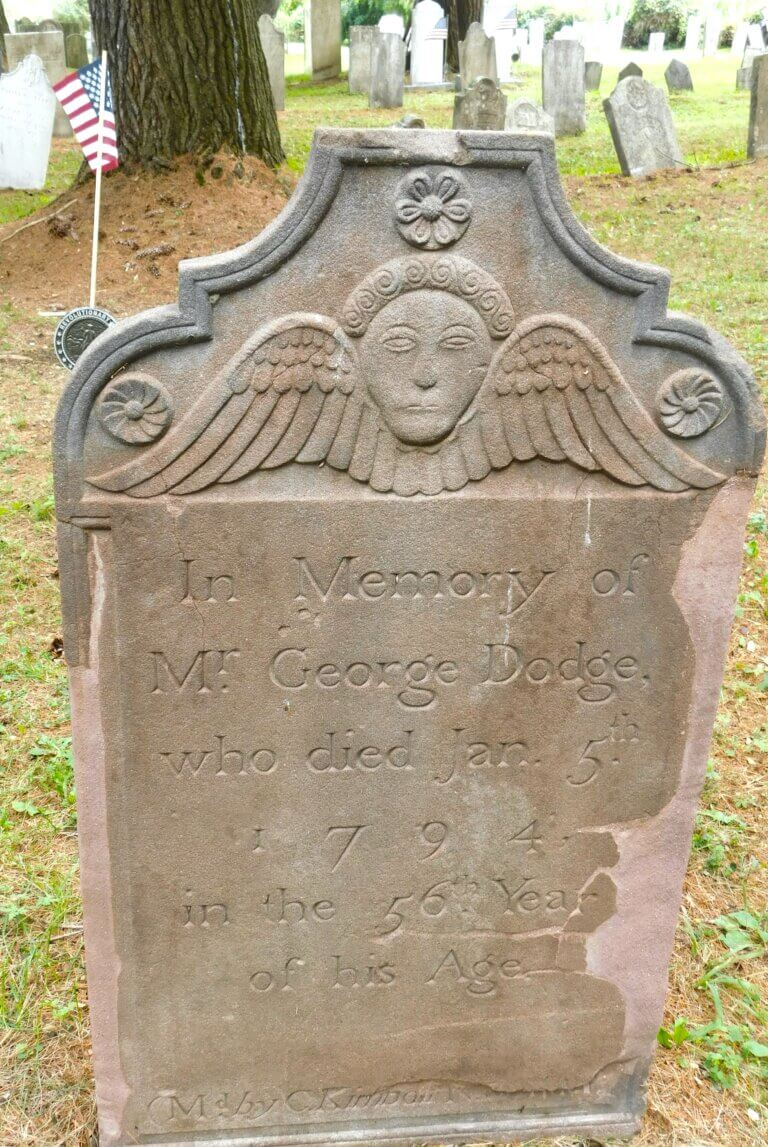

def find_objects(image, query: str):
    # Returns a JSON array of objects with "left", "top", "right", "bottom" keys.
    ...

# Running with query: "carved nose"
[{"left": 414, "top": 367, "right": 439, "bottom": 389}]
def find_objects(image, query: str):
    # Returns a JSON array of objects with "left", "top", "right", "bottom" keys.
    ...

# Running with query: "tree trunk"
[
  {"left": 88, "top": 0, "right": 283, "bottom": 169},
  {"left": 446, "top": 0, "right": 483, "bottom": 74}
]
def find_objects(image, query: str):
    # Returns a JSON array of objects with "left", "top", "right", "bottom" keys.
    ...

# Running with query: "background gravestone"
[
  {"left": 703, "top": 12, "right": 721, "bottom": 55},
  {"left": 505, "top": 97, "right": 553, "bottom": 133},
  {"left": 665, "top": 59, "right": 693, "bottom": 92},
  {"left": 4, "top": 30, "right": 72, "bottom": 136},
  {"left": 378, "top": 12, "right": 405, "bottom": 38},
  {"left": 542, "top": 39, "right": 585, "bottom": 136},
  {"left": 308, "top": 0, "right": 341, "bottom": 81},
  {"left": 482, "top": 0, "right": 517, "bottom": 81},
  {"left": 54, "top": 126, "right": 764, "bottom": 1147},
  {"left": 453, "top": 75, "right": 506, "bottom": 128},
  {"left": 618, "top": 60, "right": 643, "bottom": 81},
  {"left": 604, "top": 76, "right": 684, "bottom": 177},
  {"left": 685, "top": 13, "right": 702, "bottom": 54},
  {"left": 349, "top": 25, "right": 376, "bottom": 94},
  {"left": 747, "top": 52, "right": 768, "bottom": 157},
  {"left": 459, "top": 21, "right": 497, "bottom": 87},
  {"left": 584, "top": 60, "right": 602, "bottom": 91},
  {"left": 65, "top": 31, "right": 88, "bottom": 69},
  {"left": 0, "top": 54, "right": 56, "bottom": 189},
  {"left": 369, "top": 31, "right": 404, "bottom": 109},
  {"left": 648, "top": 31, "right": 665, "bottom": 54},
  {"left": 410, "top": 0, "right": 446, "bottom": 86},
  {"left": 258, "top": 14, "right": 285, "bottom": 112}
]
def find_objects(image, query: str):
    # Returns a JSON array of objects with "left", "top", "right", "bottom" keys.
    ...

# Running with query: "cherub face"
[{"left": 363, "top": 291, "right": 493, "bottom": 446}]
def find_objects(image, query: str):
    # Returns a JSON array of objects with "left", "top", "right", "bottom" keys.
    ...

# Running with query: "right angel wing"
[{"left": 90, "top": 315, "right": 366, "bottom": 496}]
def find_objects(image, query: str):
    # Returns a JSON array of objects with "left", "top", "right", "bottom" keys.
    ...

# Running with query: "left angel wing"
[{"left": 480, "top": 315, "right": 725, "bottom": 492}]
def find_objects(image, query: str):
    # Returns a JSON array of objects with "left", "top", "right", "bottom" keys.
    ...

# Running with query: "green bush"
[
  {"left": 624, "top": 0, "right": 689, "bottom": 49},
  {"left": 341, "top": 0, "right": 411, "bottom": 42},
  {"left": 517, "top": 6, "right": 584, "bottom": 39}
]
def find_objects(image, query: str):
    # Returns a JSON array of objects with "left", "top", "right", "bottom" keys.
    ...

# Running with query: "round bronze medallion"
[{"left": 54, "top": 307, "right": 116, "bottom": 371}]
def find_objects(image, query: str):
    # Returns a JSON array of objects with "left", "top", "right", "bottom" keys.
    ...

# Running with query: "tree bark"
[
  {"left": 88, "top": 0, "right": 283, "bottom": 169},
  {"left": 446, "top": 0, "right": 483, "bottom": 74}
]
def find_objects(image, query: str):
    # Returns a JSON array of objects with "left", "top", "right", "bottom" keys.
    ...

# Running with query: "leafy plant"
[{"left": 624, "top": 0, "right": 688, "bottom": 49}]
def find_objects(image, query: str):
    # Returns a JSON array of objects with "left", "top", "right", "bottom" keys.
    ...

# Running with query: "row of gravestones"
[{"left": 1, "top": 29, "right": 92, "bottom": 136}]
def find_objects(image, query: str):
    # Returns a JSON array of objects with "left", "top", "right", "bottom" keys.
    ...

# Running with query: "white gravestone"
[
  {"left": 505, "top": 97, "right": 554, "bottom": 134},
  {"left": 378, "top": 13, "right": 405, "bottom": 38},
  {"left": 0, "top": 54, "right": 56, "bottom": 190},
  {"left": 748, "top": 25, "right": 766, "bottom": 49},
  {"left": 523, "top": 16, "right": 545, "bottom": 65},
  {"left": 685, "top": 14, "right": 702, "bottom": 55},
  {"left": 410, "top": 0, "right": 445, "bottom": 86},
  {"left": 607, "top": 15, "right": 625, "bottom": 57},
  {"left": 732, "top": 23, "right": 749, "bottom": 58},
  {"left": 649, "top": 32, "right": 665, "bottom": 55},
  {"left": 4, "top": 29, "right": 71, "bottom": 136},
  {"left": 703, "top": 13, "right": 721, "bottom": 56},
  {"left": 258, "top": 14, "right": 285, "bottom": 112},
  {"left": 483, "top": 0, "right": 518, "bottom": 82}
]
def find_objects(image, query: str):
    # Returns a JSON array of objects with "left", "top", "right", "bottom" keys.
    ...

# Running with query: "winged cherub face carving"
[{"left": 363, "top": 290, "right": 493, "bottom": 446}]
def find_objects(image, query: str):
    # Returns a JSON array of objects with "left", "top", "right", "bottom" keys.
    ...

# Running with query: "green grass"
[{"left": 0, "top": 142, "right": 82, "bottom": 226}]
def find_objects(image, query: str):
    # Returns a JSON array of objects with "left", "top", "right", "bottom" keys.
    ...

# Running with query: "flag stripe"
[{"left": 53, "top": 58, "right": 119, "bottom": 173}]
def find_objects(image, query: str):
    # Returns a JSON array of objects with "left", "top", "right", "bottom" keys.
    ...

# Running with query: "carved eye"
[
  {"left": 439, "top": 326, "right": 476, "bottom": 350},
  {"left": 381, "top": 327, "right": 417, "bottom": 353}
]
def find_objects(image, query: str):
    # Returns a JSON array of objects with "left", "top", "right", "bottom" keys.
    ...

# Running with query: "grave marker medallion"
[{"left": 55, "top": 129, "right": 765, "bottom": 1147}]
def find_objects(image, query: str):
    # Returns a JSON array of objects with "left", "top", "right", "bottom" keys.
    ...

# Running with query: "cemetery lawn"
[{"left": 1, "top": 51, "right": 767, "bottom": 1146}]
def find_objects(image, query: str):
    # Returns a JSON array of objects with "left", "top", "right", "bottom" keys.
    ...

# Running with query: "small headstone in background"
[
  {"left": 0, "top": 54, "right": 56, "bottom": 189},
  {"left": 703, "top": 12, "right": 721, "bottom": 56},
  {"left": 604, "top": 75, "right": 684, "bottom": 177},
  {"left": 648, "top": 31, "right": 665, "bottom": 54},
  {"left": 258, "top": 14, "right": 285, "bottom": 111},
  {"left": 584, "top": 60, "right": 603, "bottom": 91},
  {"left": 665, "top": 59, "right": 693, "bottom": 91},
  {"left": 747, "top": 52, "right": 768, "bottom": 157},
  {"left": 393, "top": 112, "right": 425, "bottom": 127},
  {"left": 737, "top": 65, "right": 753, "bottom": 89},
  {"left": 542, "top": 38, "right": 585, "bottom": 136},
  {"left": 369, "top": 30, "right": 405, "bottom": 109},
  {"left": 4, "top": 30, "right": 71, "bottom": 136},
  {"left": 505, "top": 97, "right": 554, "bottom": 133},
  {"left": 685, "top": 14, "right": 702, "bottom": 54},
  {"left": 618, "top": 60, "right": 643, "bottom": 81},
  {"left": 453, "top": 74, "right": 506, "bottom": 128},
  {"left": 308, "top": 0, "right": 341, "bottom": 81},
  {"left": 378, "top": 12, "right": 405, "bottom": 37},
  {"left": 410, "top": 0, "right": 446, "bottom": 86},
  {"left": 65, "top": 31, "right": 88, "bottom": 69},
  {"left": 349, "top": 25, "right": 376, "bottom": 94},
  {"left": 459, "top": 21, "right": 497, "bottom": 87}
]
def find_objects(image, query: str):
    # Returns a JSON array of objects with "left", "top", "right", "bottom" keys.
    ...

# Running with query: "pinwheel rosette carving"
[{"left": 395, "top": 170, "right": 472, "bottom": 250}]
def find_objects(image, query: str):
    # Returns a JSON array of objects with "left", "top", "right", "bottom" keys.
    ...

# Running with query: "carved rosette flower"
[
  {"left": 395, "top": 170, "right": 472, "bottom": 250},
  {"left": 657, "top": 369, "right": 725, "bottom": 438},
  {"left": 98, "top": 374, "right": 172, "bottom": 444}
]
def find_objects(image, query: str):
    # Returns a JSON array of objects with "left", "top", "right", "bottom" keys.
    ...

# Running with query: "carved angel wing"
[
  {"left": 481, "top": 315, "right": 725, "bottom": 492},
  {"left": 91, "top": 315, "right": 367, "bottom": 496}
]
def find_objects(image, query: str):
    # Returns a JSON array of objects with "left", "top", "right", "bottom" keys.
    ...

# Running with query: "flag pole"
[{"left": 89, "top": 49, "right": 109, "bottom": 309}]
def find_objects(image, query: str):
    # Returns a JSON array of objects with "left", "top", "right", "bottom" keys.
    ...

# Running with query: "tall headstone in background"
[
  {"left": 54, "top": 124, "right": 765, "bottom": 1147},
  {"left": 369, "top": 31, "right": 405, "bottom": 108},
  {"left": 453, "top": 74, "right": 506, "bottom": 127},
  {"left": 482, "top": 0, "right": 518, "bottom": 81},
  {"left": 585, "top": 61, "right": 603, "bottom": 91},
  {"left": 732, "top": 23, "right": 749, "bottom": 57},
  {"left": 703, "top": 12, "right": 721, "bottom": 56},
  {"left": 648, "top": 32, "right": 665, "bottom": 54},
  {"left": 604, "top": 76, "right": 684, "bottom": 176},
  {"left": 505, "top": 97, "right": 554, "bottom": 133},
  {"left": 525, "top": 16, "right": 545, "bottom": 64},
  {"left": 0, "top": 54, "right": 56, "bottom": 189},
  {"left": 685, "top": 13, "right": 702, "bottom": 55},
  {"left": 4, "top": 30, "right": 71, "bottom": 136},
  {"left": 747, "top": 24, "right": 766, "bottom": 49},
  {"left": 349, "top": 25, "right": 376, "bottom": 94},
  {"left": 378, "top": 12, "right": 405, "bottom": 38},
  {"left": 607, "top": 15, "right": 625, "bottom": 56},
  {"left": 459, "top": 22, "right": 497, "bottom": 87},
  {"left": 258, "top": 15, "right": 285, "bottom": 112},
  {"left": 542, "top": 38, "right": 585, "bottom": 135},
  {"left": 665, "top": 59, "right": 693, "bottom": 91},
  {"left": 308, "top": 0, "right": 341, "bottom": 80},
  {"left": 410, "top": 0, "right": 446, "bottom": 86},
  {"left": 747, "top": 52, "right": 768, "bottom": 157},
  {"left": 65, "top": 31, "right": 88, "bottom": 69}
]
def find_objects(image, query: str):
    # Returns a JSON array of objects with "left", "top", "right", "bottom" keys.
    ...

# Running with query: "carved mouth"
[{"left": 403, "top": 404, "right": 440, "bottom": 411}]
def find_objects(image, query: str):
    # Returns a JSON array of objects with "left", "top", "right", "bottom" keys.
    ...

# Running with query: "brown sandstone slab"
[{"left": 54, "top": 129, "right": 765, "bottom": 1146}]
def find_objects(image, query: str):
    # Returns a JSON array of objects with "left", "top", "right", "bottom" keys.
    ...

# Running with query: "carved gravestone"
[
  {"left": 585, "top": 60, "right": 603, "bottom": 91},
  {"left": 65, "top": 31, "right": 89, "bottom": 69},
  {"left": 453, "top": 75, "right": 506, "bottom": 129},
  {"left": 258, "top": 15, "right": 285, "bottom": 112},
  {"left": 665, "top": 58, "right": 693, "bottom": 91},
  {"left": 747, "top": 53, "right": 768, "bottom": 157},
  {"left": 542, "top": 39, "right": 585, "bottom": 136},
  {"left": 505, "top": 97, "right": 554, "bottom": 133},
  {"left": 55, "top": 128, "right": 764, "bottom": 1147},
  {"left": 369, "top": 31, "right": 405, "bottom": 109},
  {"left": 308, "top": 0, "right": 341, "bottom": 81},
  {"left": 349, "top": 25, "right": 376, "bottom": 94},
  {"left": 4, "top": 29, "right": 72, "bottom": 135},
  {"left": 0, "top": 54, "right": 56, "bottom": 189},
  {"left": 618, "top": 60, "right": 643, "bottom": 81},
  {"left": 459, "top": 21, "right": 497, "bottom": 87},
  {"left": 604, "top": 76, "right": 684, "bottom": 177}
]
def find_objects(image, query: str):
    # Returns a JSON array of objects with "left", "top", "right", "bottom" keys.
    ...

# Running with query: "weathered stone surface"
[
  {"left": 369, "top": 31, "right": 405, "bottom": 109},
  {"left": 584, "top": 60, "right": 603, "bottom": 91},
  {"left": 348, "top": 25, "right": 376, "bottom": 94},
  {"left": 55, "top": 128, "right": 765, "bottom": 1147},
  {"left": 618, "top": 60, "right": 643, "bottom": 81},
  {"left": 0, "top": 54, "right": 56, "bottom": 189},
  {"left": 308, "top": 0, "right": 341, "bottom": 81},
  {"left": 747, "top": 52, "right": 768, "bottom": 158},
  {"left": 459, "top": 21, "right": 497, "bottom": 87},
  {"left": 505, "top": 97, "right": 554, "bottom": 133},
  {"left": 665, "top": 58, "right": 693, "bottom": 91},
  {"left": 542, "top": 39, "right": 585, "bottom": 136},
  {"left": 737, "top": 65, "right": 753, "bottom": 90},
  {"left": 411, "top": 0, "right": 446, "bottom": 86},
  {"left": 604, "top": 76, "right": 684, "bottom": 177},
  {"left": 4, "top": 30, "right": 71, "bottom": 136},
  {"left": 65, "top": 31, "right": 88, "bottom": 69},
  {"left": 394, "top": 113, "right": 425, "bottom": 128},
  {"left": 453, "top": 75, "right": 506, "bottom": 128},
  {"left": 258, "top": 14, "right": 285, "bottom": 112}
]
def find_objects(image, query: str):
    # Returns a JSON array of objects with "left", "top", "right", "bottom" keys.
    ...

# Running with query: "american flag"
[
  {"left": 53, "top": 58, "right": 119, "bottom": 173},
  {"left": 497, "top": 9, "right": 518, "bottom": 31},
  {"left": 426, "top": 16, "right": 448, "bottom": 40}
]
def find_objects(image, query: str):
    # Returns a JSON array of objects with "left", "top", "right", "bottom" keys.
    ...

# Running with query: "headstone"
[
  {"left": 65, "top": 31, "right": 88, "bottom": 69},
  {"left": 525, "top": 16, "right": 545, "bottom": 64},
  {"left": 542, "top": 39, "right": 585, "bottom": 136},
  {"left": 736, "top": 65, "right": 753, "bottom": 90},
  {"left": 618, "top": 60, "right": 643, "bottom": 81},
  {"left": 349, "top": 26, "right": 376, "bottom": 94},
  {"left": 584, "top": 60, "right": 603, "bottom": 91},
  {"left": 482, "top": 0, "right": 518, "bottom": 81},
  {"left": 747, "top": 52, "right": 768, "bottom": 157},
  {"left": 748, "top": 24, "right": 765, "bottom": 49},
  {"left": 685, "top": 13, "right": 702, "bottom": 55},
  {"left": 410, "top": 0, "right": 446, "bottom": 86},
  {"left": 54, "top": 124, "right": 765, "bottom": 1147},
  {"left": 393, "top": 112, "right": 425, "bottom": 127},
  {"left": 703, "top": 12, "right": 721, "bottom": 56},
  {"left": 607, "top": 15, "right": 625, "bottom": 56},
  {"left": 258, "top": 15, "right": 285, "bottom": 112},
  {"left": 665, "top": 59, "right": 693, "bottom": 92},
  {"left": 0, "top": 54, "right": 55, "bottom": 189},
  {"left": 732, "top": 23, "right": 749, "bottom": 57},
  {"left": 4, "top": 30, "right": 72, "bottom": 136},
  {"left": 369, "top": 31, "right": 405, "bottom": 109},
  {"left": 604, "top": 76, "right": 684, "bottom": 176},
  {"left": 309, "top": 0, "right": 341, "bottom": 81},
  {"left": 459, "top": 21, "right": 497, "bottom": 87},
  {"left": 453, "top": 74, "right": 506, "bottom": 128},
  {"left": 505, "top": 97, "right": 554, "bottom": 133},
  {"left": 378, "top": 13, "right": 405, "bottom": 38},
  {"left": 648, "top": 32, "right": 665, "bottom": 55}
]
